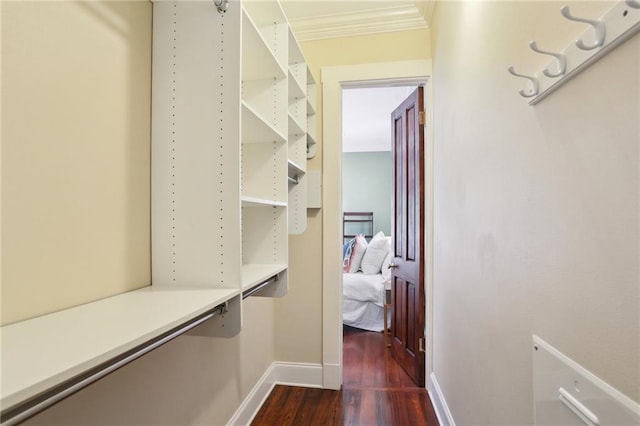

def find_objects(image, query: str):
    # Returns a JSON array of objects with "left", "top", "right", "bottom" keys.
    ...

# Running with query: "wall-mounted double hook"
[
  {"left": 560, "top": 6, "right": 606, "bottom": 51},
  {"left": 626, "top": 0, "right": 640, "bottom": 9},
  {"left": 529, "top": 41, "right": 566, "bottom": 78},
  {"left": 507, "top": 66, "right": 539, "bottom": 98}
]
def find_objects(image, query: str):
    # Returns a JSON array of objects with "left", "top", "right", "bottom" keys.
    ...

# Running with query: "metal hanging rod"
[
  {"left": 242, "top": 274, "right": 279, "bottom": 299},
  {"left": 0, "top": 303, "right": 228, "bottom": 426},
  {"left": 288, "top": 175, "right": 299, "bottom": 185}
]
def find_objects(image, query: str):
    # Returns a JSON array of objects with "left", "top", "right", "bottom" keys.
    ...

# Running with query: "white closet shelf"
[
  {"left": 0, "top": 285, "right": 238, "bottom": 412},
  {"left": 242, "top": 102, "right": 287, "bottom": 144},
  {"left": 288, "top": 159, "right": 306, "bottom": 177},
  {"left": 288, "top": 70, "right": 305, "bottom": 101},
  {"left": 306, "top": 97, "right": 316, "bottom": 116},
  {"left": 307, "top": 132, "right": 317, "bottom": 146},
  {"left": 241, "top": 264, "right": 287, "bottom": 291},
  {"left": 241, "top": 10, "right": 286, "bottom": 81},
  {"left": 241, "top": 196, "right": 287, "bottom": 207},
  {"left": 288, "top": 113, "right": 306, "bottom": 136}
]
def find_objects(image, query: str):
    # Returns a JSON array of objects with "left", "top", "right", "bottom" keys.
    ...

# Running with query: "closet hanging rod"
[
  {"left": 0, "top": 302, "right": 228, "bottom": 426},
  {"left": 288, "top": 175, "right": 299, "bottom": 185},
  {"left": 243, "top": 274, "right": 279, "bottom": 299}
]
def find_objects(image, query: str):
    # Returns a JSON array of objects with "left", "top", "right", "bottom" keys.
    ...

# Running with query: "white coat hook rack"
[
  {"left": 560, "top": 6, "right": 606, "bottom": 50},
  {"left": 627, "top": 0, "right": 640, "bottom": 9},
  {"left": 510, "top": 1, "right": 640, "bottom": 105},
  {"left": 213, "top": 0, "right": 228, "bottom": 14},
  {"left": 529, "top": 41, "right": 566, "bottom": 78},
  {"left": 507, "top": 66, "right": 539, "bottom": 98}
]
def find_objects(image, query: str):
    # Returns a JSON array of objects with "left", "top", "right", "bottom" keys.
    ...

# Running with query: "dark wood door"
[{"left": 390, "top": 86, "right": 425, "bottom": 387}]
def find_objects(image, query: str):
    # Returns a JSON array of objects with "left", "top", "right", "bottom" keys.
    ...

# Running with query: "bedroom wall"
[
  {"left": 277, "top": 28, "right": 432, "bottom": 364},
  {"left": 3, "top": 2, "right": 277, "bottom": 424},
  {"left": 342, "top": 151, "right": 392, "bottom": 236},
  {"left": 430, "top": 1, "right": 640, "bottom": 424}
]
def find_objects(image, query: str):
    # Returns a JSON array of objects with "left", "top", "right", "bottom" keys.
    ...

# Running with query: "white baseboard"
[
  {"left": 429, "top": 372, "right": 455, "bottom": 426},
  {"left": 227, "top": 364, "right": 276, "bottom": 426},
  {"left": 274, "top": 362, "right": 324, "bottom": 388},
  {"left": 227, "top": 362, "right": 324, "bottom": 425}
]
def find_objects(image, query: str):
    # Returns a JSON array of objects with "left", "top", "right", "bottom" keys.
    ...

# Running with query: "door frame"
[{"left": 321, "top": 60, "right": 434, "bottom": 390}]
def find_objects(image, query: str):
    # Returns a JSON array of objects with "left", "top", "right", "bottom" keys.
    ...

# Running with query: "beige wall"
[
  {"left": 431, "top": 1, "right": 639, "bottom": 424},
  {"left": 1, "top": 1, "right": 151, "bottom": 325},
  {"left": 277, "top": 29, "right": 432, "bottom": 363}
]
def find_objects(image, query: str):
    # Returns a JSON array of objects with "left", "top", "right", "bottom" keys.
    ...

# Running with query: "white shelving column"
[
  {"left": 287, "top": 29, "right": 308, "bottom": 234},
  {"left": 152, "top": 0, "right": 242, "bottom": 333},
  {"left": 240, "top": 0, "right": 289, "bottom": 296}
]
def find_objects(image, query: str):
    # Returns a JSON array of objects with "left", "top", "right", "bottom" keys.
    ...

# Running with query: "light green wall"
[{"left": 342, "top": 151, "right": 392, "bottom": 236}]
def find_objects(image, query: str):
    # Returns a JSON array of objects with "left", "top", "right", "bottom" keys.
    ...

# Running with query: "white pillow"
[
  {"left": 381, "top": 250, "right": 393, "bottom": 280},
  {"left": 347, "top": 234, "right": 368, "bottom": 273},
  {"left": 361, "top": 231, "right": 389, "bottom": 275}
]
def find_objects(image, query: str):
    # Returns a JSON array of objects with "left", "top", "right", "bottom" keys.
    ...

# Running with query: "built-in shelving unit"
[
  {"left": 241, "top": 0, "right": 289, "bottom": 295},
  {"left": 0, "top": 0, "right": 317, "bottom": 421},
  {"left": 287, "top": 29, "right": 308, "bottom": 234},
  {"left": 306, "top": 68, "right": 318, "bottom": 160}
]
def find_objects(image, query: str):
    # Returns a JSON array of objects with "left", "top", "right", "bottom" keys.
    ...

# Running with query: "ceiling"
[
  {"left": 280, "top": 0, "right": 435, "bottom": 42},
  {"left": 342, "top": 86, "right": 417, "bottom": 152}
]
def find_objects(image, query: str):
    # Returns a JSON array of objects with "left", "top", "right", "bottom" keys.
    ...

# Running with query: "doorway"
[
  {"left": 340, "top": 85, "right": 418, "bottom": 382},
  {"left": 321, "top": 60, "right": 433, "bottom": 391}
]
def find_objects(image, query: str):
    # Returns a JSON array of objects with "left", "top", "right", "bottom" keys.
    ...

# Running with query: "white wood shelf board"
[
  {"left": 243, "top": 1, "right": 286, "bottom": 31},
  {"left": 241, "top": 196, "right": 287, "bottom": 207},
  {"left": 307, "top": 132, "right": 317, "bottom": 147},
  {"left": 307, "top": 67, "right": 316, "bottom": 84},
  {"left": 288, "top": 70, "right": 306, "bottom": 101},
  {"left": 242, "top": 102, "right": 287, "bottom": 144},
  {"left": 288, "top": 29, "right": 305, "bottom": 64},
  {"left": 241, "top": 11, "right": 286, "bottom": 81},
  {"left": 0, "top": 286, "right": 239, "bottom": 410},
  {"left": 288, "top": 159, "right": 306, "bottom": 176},
  {"left": 306, "top": 97, "right": 316, "bottom": 116},
  {"left": 241, "top": 264, "right": 288, "bottom": 291},
  {"left": 288, "top": 113, "right": 305, "bottom": 136}
]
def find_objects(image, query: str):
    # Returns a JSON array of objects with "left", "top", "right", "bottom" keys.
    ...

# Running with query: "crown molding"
[{"left": 289, "top": 3, "right": 432, "bottom": 42}]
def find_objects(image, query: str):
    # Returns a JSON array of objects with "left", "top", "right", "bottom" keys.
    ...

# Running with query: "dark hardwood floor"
[{"left": 251, "top": 326, "right": 439, "bottom": 425}]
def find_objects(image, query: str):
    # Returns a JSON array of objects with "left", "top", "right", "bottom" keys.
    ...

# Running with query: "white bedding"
[
  {"left": 343, "top": 272, "right": 387, "bottom": 306},
  {"left": 343, "top": 272, "right": 390, "bottom": 331}
]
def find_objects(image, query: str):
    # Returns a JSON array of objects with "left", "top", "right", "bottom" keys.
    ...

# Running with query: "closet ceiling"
[{"left": 280, "top": 0, "right": 434, "bottom": 41}]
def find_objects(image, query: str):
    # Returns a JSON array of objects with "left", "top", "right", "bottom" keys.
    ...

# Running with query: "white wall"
[
  {"left": 431, "top": 1, "right": 639, "bottom": 424},
  {"left": 342, "top": 151, "right": 392, "bottom": 236}
]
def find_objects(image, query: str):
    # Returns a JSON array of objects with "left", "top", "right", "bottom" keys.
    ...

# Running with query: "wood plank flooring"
[{"left": 251, "top": 326, "right": 439, "bottom": 425}]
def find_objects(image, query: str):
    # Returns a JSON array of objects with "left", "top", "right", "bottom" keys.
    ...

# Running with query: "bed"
[{"left": 342, "top": 229, "right": 392, "bottom": 332}]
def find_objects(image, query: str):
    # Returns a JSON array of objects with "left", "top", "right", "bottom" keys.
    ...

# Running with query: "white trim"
[
  {"left": 227, "top": 362, "right": 324, "bottom": 425},
  {"left": 227, "top": 364, "right": 276, "bottom": 426},
  {"left": 273, "top": 362, "right": 324, "bottom": 388},
  {"left": 429, "top": 373, "right": 456, "bottom": 426},
  {"left": 289, "top": 4, "right": 429, "bottom": 42},
  {"left": 321, "top": 60, "right": 433, "bottom": 394},
  {"left": 322, "top": 363, "right": 342, "bottom": 390}
]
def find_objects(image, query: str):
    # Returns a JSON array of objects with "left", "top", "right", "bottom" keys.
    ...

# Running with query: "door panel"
[{"left": 390, "top": 86, "right": 425, "bottom": 387}]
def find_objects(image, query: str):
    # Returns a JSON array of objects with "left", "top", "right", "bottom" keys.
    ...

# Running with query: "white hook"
[
  {"left": 560, "top": 6, "right": 605, "bottom": 51},
  {"left": 626, "top": 0, "right": 640, "bottom": 9},
  {"left": 507, "top": 66, "right": 539, "bottom": 98},
  {"left": 529, "top": 41, "right": 567, "bottom": 78}
]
